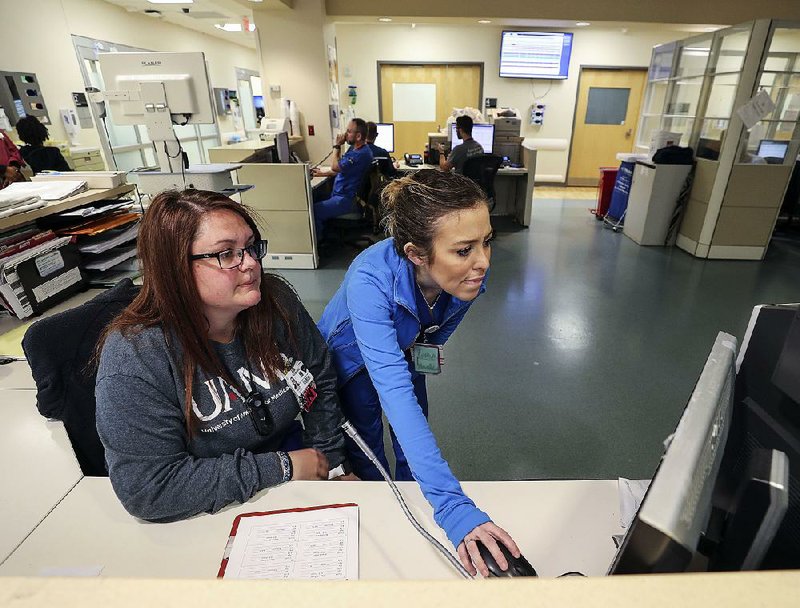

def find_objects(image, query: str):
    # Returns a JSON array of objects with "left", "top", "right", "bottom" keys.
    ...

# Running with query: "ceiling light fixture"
[
  {"left": 575, "top": 21, "right": 591, "bottom": 27},
  {"left": 147, "top": 0, "right": 193, "bottom": 4},
  {"left": 378, "top": 17, "right": 392, "bottom": 22},
  {"left": 478, "top": 20, "right": 491, "bottom": 24},
  {"left": 215, "top": 22, "right": 256, "bottom": 32}
]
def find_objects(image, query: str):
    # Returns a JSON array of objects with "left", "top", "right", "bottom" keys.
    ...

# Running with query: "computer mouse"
[{"left": 474, "top": 540, "right": 538, "bottom": 577}]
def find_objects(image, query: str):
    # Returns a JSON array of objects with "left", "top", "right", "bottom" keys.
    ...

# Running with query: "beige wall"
[
  {"left": 253, "top": 0, "right": 334, "bottom": 164},
  {"left": 333, "top": 23, "right": 687, "bottom": 181},
  {"left": 0, "top": 0, "right": 258, "bottom": 160}
]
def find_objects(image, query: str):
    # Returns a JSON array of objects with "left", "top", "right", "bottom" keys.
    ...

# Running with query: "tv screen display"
[
  {"left": 375, "top": 122, "right": 394, "bottom": 153},
  {"left": 499, "top": 31, "right": 574, "bottom": 80}
]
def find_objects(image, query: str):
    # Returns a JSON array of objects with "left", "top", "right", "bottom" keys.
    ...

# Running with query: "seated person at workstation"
[
  {"left": 95, "top": 189, "right": 354, "bottom": 522},
  {"left": 366, "top": 120, "right": 398, "bottom": 178},
  {"left": 15, "top": 116, "right": 72, "bottom": 175},
  {"left": 438, "top": 115, "right": 483, "bottom": 174},
  {"left": 311, "top": 118, "right": 373, "bottom": 240}
]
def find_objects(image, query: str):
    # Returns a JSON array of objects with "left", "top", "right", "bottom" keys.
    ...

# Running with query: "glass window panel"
[
  {"left": 649, "top": 44, "right": 675, "bottom": 80},
  {"left": 676, "top": 37, "right": 713, "bottom": 78},
  {"left": 768, "top": 28, "right": 800, "bottom": 55},
  {"left": 636, "top": 116, "right": 665, "bottom": 149},
  {"left": 113, "top": 149, "right": 146, "bottom": 172},
  {"left": 764, "top": 55, "right": 791, "bottom": 72},
  {"left": 715, "top": 28, "right": 750, "bottom": 73},
  {"left": 642, "top": 81, "right": 668, "bottom": 115},
  {"left": 705, "top": 73, "right": 741, "bottom": 119},
  {"left": 143, "top": 145, "right": 156, "bottom": 167},
  {"left": 737, "top": 122, "right": 793, "bottom": 163},
  {"left": 585, "top": 87, "right": 630, "bottom": 125},
  {"left": 199, "top": 123, "right": 218, "bottom": 137},
  {"left": 667, "top": 78, "right": 703, "bottom": 117},
  {"left": 662, "top": 117, "right": 693, "bottom": 145},
  {"left": 696, "top": 121, "right": 726, "bottom": 160},
  {"left": 182, "top": 140, "right": 202, "bottom": 165},
  {"left": 173, "top": 124, "right": 196, "bottom": 140}
]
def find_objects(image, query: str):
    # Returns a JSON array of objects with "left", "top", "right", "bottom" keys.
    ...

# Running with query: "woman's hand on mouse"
[
  {"left": 457, "top": 523, "right": 521, "bottom": 578},
  {"left": 288, "top": 448, "right": 329, "bottom": 480}
]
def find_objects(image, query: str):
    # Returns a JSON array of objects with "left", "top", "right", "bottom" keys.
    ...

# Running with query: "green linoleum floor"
[{"left": 275, "top": 199, "right": 800, "bottom": 481}]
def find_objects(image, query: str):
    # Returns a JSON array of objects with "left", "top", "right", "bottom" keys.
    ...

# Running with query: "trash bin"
[
  {"left": 592, "top": 167, "right": 618, "bottom": 220},
  {"left": 623, "top": 161, "right": 692, "bottom": 246},
  {"left": 604, "top": 160, "right": 635, "bottom": 231}
]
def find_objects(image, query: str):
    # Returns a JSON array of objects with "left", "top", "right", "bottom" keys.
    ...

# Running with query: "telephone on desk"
[{"left": 404, "top": 153, "right": 423, "bottom": 167}]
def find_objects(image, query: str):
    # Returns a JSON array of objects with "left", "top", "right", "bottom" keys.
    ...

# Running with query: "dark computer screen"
[
  {"left": 609, "top": 328, "right": 791, "bottom": 574},
  {"left": 757, "top": 139, "right": 789, "bottom": 162}
]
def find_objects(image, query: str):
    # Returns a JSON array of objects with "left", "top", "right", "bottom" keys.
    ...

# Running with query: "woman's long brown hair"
[{"left": 97, "top": 189, "right": 297, "bottom": 435}]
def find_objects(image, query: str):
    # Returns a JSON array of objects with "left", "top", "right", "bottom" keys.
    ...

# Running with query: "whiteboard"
[{"left": 392, "top": 83, "right": 436, "bottom": 122}]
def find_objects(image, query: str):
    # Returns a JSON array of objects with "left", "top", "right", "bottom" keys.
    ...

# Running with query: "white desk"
[
  {"left": 0, "top": 362, "right": 34, "bottom": 390},
  {"left": 0, "top": 478, "right": 621, "bottom": 579},
  {"left": 0, "top": 390, "right": 82, "bottom": 564},
  {"left": 397, "top": 161, "right": 535, "bottom": 227}
]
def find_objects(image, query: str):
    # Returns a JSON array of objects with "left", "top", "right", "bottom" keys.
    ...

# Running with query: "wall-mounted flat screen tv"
[{"left": 499, "top": 31, "right": 574, "bottom": 80}]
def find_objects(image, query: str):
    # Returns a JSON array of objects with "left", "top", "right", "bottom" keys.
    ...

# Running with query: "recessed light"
[
  {"left": 478, "top": 20, "right": 491, "bottom": 24},
  {"left": 575, "top": 21, "right": 591, "bottom": 27},
  {"left": 378, "top": 17, "right": 392, "bottom": 22},
  {"left": 147, "top": 0, "right": 193, "bottom": 4},
  {"left": 215, "top": 23, "right": 256, "bottom": 32}
]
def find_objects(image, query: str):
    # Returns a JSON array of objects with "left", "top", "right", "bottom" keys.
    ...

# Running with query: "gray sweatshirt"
[{"left": 96, "top": 285, "right": 347, "bottom": 522}]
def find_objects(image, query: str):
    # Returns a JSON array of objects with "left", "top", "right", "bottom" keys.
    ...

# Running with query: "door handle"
[{"left": 625, "top": 129, "right": 632, "bottom": 138}]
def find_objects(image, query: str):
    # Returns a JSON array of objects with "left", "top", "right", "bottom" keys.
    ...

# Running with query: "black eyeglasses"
[{"left": 189, "top": 239, "right": 268, "bottom": 270}]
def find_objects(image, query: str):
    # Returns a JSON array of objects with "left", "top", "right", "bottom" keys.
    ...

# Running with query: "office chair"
[
  {"left": 22, "top": 279, "right": 140, "bottom": 476},
  {"left": 462, "top": 154, "right": 504, "bottom": 212},
  {"left": 325, "top": 162, "right": 384, "bottom": 251}
]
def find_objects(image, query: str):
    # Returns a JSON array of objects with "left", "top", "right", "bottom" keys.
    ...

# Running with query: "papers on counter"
[
  {"left": 2, "top": 180, "right": 88, "bottom": 201},
  {"left": 219, "top": 503, "right": 359, "bottom": 580}
]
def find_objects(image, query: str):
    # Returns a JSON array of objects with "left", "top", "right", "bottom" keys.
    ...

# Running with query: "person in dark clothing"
[
  {"left": 0, "top": 130, "right": 26, "bottom": 188},
  {"left": 15, "top": 116, "right": 72, "bottom": 174},
  {"left": 366, "top": 121, "right": 398, "bottom": 179},
  {"left": 95, "top": 189, "right": 354, "bottom": 522}
]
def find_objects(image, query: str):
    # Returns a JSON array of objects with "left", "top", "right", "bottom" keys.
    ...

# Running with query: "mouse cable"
[{"left": 341, "top": 421, "right": 472, "bottom": 580}]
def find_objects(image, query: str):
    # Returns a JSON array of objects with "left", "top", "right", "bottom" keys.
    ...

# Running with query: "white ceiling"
[
  {"left": 100, "top": 0, "right": 288, "bottom": 49},
  {"left": 101, "top": 0, "right": 728, "bottom": 50}
]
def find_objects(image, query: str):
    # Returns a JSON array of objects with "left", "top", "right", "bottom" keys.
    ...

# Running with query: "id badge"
[{"left": 412, "top": 343, "right": 443, "bottom": 375}]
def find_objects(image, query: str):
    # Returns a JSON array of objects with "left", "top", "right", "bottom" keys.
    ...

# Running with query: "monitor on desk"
[
  {"left": 756, "top": 139, "right": 789, "bottom": 163},
  {"left": 275, "top": 131, "right": 291, "bottom": 163},
  {"left": 451, "top": 123, "right": 494, "bottom": 154},
  {"left": 374, "top": 123, "right": 395, "bottom": 153},
  {"left": 609, "top": 331, "right": 790, "bottom": 575}
]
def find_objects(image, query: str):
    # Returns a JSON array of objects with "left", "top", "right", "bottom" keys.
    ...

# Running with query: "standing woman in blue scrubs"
[{"left": 318, "top": 169, "right": 520, "bottom": 576}]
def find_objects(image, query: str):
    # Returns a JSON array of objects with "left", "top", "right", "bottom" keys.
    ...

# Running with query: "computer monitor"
[
  {"left": 275, "top": 131, "right": 291, "bottom": 163},
  {"left": 374, "top": 122, "right": 394, "bottom": 153},
  {"left": 451, "top": 123, "right": 494, "bottom": 154},
  {"left": 756, "top": 139, "right": 789, "bottom": 163},
  {"left": 609, "top": 331, "right": 790, "bottom": 574},
  {"left": 98, "top": 51, "right": 215, "bottom": 126}
]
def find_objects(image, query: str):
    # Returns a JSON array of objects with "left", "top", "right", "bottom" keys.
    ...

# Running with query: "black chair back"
[{"left": 462, "top": 154, "right": 504, "bottom": 206}]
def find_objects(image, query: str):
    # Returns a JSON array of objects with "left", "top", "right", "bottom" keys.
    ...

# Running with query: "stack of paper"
[
  {"left": 1, "top": 180, "right": 88, "bottom": 201},
  {"left": 0, "top": 189, "right": 45, "bottom": 219}
]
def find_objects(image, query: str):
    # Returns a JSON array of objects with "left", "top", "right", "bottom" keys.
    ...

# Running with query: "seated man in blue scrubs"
[{"left": 311, "top": 118, "right": 373, "bottom": 240}]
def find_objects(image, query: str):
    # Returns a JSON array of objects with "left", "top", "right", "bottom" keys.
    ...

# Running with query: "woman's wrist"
[{"left": 277, "top": 450, "right": 293, "bottom": 482}]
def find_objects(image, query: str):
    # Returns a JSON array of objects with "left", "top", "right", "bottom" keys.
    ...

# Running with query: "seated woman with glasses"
[{"left": 95, "top": 189, "right": 353, "bottom": 522}]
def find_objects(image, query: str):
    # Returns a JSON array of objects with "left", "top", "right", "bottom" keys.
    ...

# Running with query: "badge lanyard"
[{"left": 412, "top": 284, "right": 444, "bottom": 375}]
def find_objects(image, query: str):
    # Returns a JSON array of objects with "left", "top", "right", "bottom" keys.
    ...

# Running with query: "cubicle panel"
[
  {"left": 680, "top": 159, "right": 719, "bottom": 242},
  {"left": 238, "top": 164, "right": 311, "bottom": 212},
  {"left": 723, "top": 164, "right": 793, "bottom": 208},
  {"left": 257, "top": 211, "right": 313, "bottom": 254},
  {"left": 713, "top": 207, "right": 781, "bottom": 247},
  {"left": 208, "top": 147, "right": 254, "bottom": 163}
]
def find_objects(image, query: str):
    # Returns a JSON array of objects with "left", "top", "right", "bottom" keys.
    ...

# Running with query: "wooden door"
[
  {"left": 567, "top": 68, "right": 647, "bottom": 186},
  {"left": 380, "top": 64, "right": 482, "bottom": 157}
]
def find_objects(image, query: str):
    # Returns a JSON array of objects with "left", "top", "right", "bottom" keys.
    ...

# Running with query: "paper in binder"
[{"left": 0, "top": 236, "right": 85, "bottom": 318}]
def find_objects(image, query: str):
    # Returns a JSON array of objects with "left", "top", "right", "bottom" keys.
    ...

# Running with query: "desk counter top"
[
  {"left": 0, "top": 478, "right": 621, "bottom": 579},
  {"left": 0, "top": 390, "right": 82, "bottom": 564},
  {"left": 396, "top": 162, "right": 528, "bottom": 175}
]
